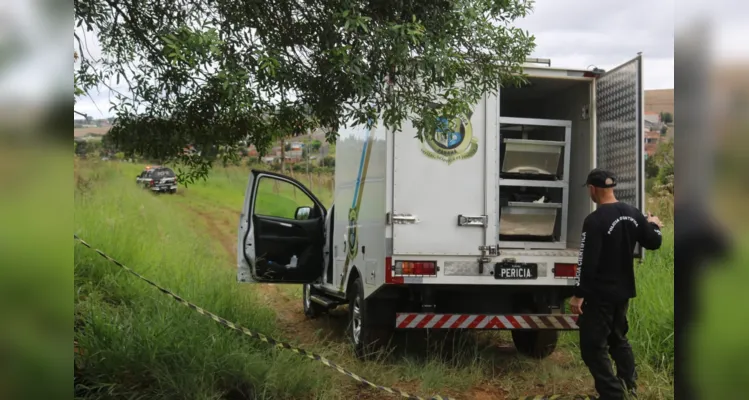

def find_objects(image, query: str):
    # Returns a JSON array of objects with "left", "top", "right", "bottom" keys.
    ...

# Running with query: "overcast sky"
[
  {"left": 514, "top": 0, "right": 674, "bottom": 90},
  {"left": 67, "top": 0, "right": 680, "bottom": 119}
]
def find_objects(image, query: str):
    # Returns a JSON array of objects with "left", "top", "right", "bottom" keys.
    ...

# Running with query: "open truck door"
[
  {"left": 237, "top": 170, "right": 327, "bottom": 283},
  {"left": 595, "top": 54, "right": 646, "bottom": 257}
]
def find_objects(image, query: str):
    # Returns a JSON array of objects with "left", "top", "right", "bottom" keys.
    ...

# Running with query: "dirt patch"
[
  {"left": 182, "top": 203, "right": 348, "bottom": 344},
  {"left": 181, "top": 204, "right": 237, "bottom": 262},
  {"left": 180, "top": 202, "right": 604, "bottom": 400}
]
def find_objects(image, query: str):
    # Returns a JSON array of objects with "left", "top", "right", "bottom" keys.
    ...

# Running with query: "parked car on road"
[{"left": 136, "top": 166, "right": 178, "bottom": 194}]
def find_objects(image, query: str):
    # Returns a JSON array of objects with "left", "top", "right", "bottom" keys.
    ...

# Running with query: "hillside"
[
  {"left": 645, "top": 89, "right": 674, "bottom": 115},
  {"left": 74, "top": 126, "right": 111, "bottom": 138}
]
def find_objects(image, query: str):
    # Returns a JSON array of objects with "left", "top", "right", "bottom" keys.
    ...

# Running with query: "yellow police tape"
[{"left": 74, "top": 234, "right": 595, "bottom": 400}]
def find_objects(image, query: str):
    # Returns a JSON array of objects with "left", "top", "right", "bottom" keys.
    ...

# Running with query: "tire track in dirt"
[
  {"left": 181, "top": 202, "right": 350, "bottom": 347},
  {"left": 179, "top": 201, "right": 602, "bottom": 400}
]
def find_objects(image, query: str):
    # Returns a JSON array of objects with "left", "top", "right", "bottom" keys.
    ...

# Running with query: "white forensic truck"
[{"left": 237, "top": 55, "right": 646, "bottom": 359}]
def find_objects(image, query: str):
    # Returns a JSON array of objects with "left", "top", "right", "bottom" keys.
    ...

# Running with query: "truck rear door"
[
  {"left": 391, "top": 95, "right": 496, "bottom": 256},
  {"left": 595, "top": 54, "right": 646, "bottom": 255}
]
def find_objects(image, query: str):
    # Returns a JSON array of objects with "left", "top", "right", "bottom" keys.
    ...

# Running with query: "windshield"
[{"left": 151, "top": 168, "right": 175, "bottom": 178}]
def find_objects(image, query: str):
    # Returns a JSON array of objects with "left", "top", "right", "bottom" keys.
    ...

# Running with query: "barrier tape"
[{"left": 74, "top": 234, "right": 595, "bottom": 400}]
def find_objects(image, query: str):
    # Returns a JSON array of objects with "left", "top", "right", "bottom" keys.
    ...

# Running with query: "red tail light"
[
  {"left": 393, "top": 261, "right": 437, "bottom": 276},
  {"left": 149, "top": 180, "right": 155, "bottom": 187},
  {"left": 554, "top": 263, "right": 577, "bottom": 278},
  {"left": 385, "top": 257, "right": 404, "bottom": 284}
]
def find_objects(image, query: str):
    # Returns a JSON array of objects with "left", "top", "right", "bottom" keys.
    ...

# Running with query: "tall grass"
[
  {"left": 75, "top": 160, "right": 674, "bottom": 399},
  {"left": 630, "top": 228, "right": 675, "bottom": 373},
  {"left": 74, "top": 162, "right": 337, "bottom": 399}
]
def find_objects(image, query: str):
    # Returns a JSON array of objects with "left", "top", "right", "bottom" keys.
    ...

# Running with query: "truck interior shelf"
[
  {"left": 501, "top": 138, "right": 565, "bottom": 181},
  {"left": 499, "top": 186, "right": 564, "bottom": 245},
  {"left": 499, "top": 201, "right": 562, "bottom": 240},
  {"left": 498, "top": 115, "right": 571, "bottom": 249}
]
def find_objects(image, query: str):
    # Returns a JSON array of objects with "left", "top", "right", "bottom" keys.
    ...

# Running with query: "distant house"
[
  {"left": 644, "top": 112, "right": 663, "bottom": 132},
  {"left": 644, "top": 131, "right": 663, "bottom": 157},
  {"left": 285, "top": 149, "right": 303, "bottom": 161}
]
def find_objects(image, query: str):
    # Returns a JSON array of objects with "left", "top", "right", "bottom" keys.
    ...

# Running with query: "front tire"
[{"left": 302, "top": 284, "right": 325, "bottom": 318}]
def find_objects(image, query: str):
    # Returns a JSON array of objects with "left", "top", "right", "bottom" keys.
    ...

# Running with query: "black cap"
[{"left": 584, "top": 168, "right": 617, "bottom": 188}]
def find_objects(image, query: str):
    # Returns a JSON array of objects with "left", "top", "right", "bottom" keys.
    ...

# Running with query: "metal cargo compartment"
[
  {"left": 501, "top": 139, "right": 564, "bottom": 180},
  {"left": 499, "top": 201, "right": 561, "bottom": 239}
]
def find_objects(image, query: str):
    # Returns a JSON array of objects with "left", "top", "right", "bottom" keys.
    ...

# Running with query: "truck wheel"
[
  {"left": 347, "top": 277, "right": 391, "bottom": 360},
  {"left": 303, "top": 284, "right": 325, "bottom": 318},
  {"left": 512, "top": 330, "right": 558, "bottom": 359}
]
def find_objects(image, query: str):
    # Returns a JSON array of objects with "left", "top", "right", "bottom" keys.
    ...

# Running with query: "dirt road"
[{"left": 178, "top": 198, "right": 602, "bottom": 400}]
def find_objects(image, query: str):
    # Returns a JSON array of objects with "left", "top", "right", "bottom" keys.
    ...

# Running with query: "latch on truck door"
[
  {"left": 458, "top": 215, "right": 487, "bottom": 227},
  {"left": 477, "top": 245, "right": 499, "bottom": 275},
  {"left": 386, "top": 212, "right": 419, "bottom": 225}
]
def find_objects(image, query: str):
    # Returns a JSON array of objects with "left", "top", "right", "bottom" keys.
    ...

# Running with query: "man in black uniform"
[{"left": 569, "top": 168, "right": 664, "bottom": 400}]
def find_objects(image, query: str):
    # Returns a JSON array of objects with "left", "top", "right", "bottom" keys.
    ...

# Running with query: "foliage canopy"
[{"left": 74, "top": 0, "right": 536, "bottom": 181}]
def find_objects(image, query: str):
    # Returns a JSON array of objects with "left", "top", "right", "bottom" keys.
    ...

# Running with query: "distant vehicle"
[{"left": 136, "top": 166, "right": 178, "bottom": 194}]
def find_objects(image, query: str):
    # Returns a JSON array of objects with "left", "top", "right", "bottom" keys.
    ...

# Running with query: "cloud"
[
  {"left": 514, "top": 0, "right": 674, "bottom": 89},
  {"left": 73, "top": 0, "right": 679, "bottom": 117}
]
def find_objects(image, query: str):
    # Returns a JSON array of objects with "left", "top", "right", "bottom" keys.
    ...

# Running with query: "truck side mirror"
[{"left": 294, "top": 206, "right": 312, "bottom": 220}]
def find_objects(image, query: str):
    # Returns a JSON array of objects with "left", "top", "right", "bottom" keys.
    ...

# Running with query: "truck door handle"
[{"left": 389, "top": 213, "right": 419, "bottom": 224}]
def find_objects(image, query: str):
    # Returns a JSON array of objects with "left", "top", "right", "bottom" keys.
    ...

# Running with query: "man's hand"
[
  {"left": 569, "top": 296, "right": 584, "bottom": 315},
  {"left": 647, "top": 212, "right": 664, "bottom": 228}
]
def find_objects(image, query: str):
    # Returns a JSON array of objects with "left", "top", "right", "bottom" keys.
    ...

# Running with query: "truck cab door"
[
  {"left": 237, "top": 170, "right": 327, "bottom": 283},
  {"left": 595, "top": 54, "right": 646, "bottom": 257}
]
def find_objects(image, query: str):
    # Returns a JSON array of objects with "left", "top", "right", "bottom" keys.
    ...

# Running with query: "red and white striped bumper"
[{"left": 395, "top": 313, "right": 579, "bottom": 330}]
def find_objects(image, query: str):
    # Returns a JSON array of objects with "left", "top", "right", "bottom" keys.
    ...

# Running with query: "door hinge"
[
  {"left": 478, "top": 245, "right": 499, "bottom": 256},
  {"left": 477, "top": 245, "right": 499, "bottom": 275}
]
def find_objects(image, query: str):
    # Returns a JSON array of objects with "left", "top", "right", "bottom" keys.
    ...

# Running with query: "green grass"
[
  {"left": 74, "top": 161, "right": 338, "bottom": 399},
  {"left": 691, "top": 233, "right": 749, "bottom": 399},
  {"left": 629, "top": 232, "right": 675, "bottom": 373},
  {"left": 75, "top": 160, "right": 675, "bottom": 399}
]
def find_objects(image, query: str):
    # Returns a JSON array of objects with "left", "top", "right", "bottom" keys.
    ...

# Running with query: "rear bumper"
[
  {"left": 395, "top": 313, "right": 578, "bottom": 330},
  {"left": 151, "top": 185, "right": 177, "bottom": 192}
]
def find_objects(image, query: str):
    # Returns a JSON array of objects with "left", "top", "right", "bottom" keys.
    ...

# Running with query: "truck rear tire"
[
  {"left": 511, "top": 330, "right": 558, "bottom": 359},
  {"left": 303, "top": 284, "right": 325, "bottom": 318},
  {"left": 347, "top": 277, "right": 391, "bottom": 360}
]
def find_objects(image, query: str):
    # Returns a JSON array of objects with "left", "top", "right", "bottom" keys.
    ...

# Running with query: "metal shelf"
[
  {"left": 497, "top": 116, "right": 572, "bottom": 249},
  {"left": 498, "top": 241, "right": 569, "bottom": 250},
  {"left": 499, "top": 116, "right": 572, "bottom": 128},
  {"left": 499, "top": 179, "right": 567, "bottom": 188}
]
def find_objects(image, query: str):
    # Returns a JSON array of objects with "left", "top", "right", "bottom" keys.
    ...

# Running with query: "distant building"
[
  {"left": 644, "top": 131, "right": 664, "bottom": 157},
  {"left": 644, "top": 112, "right": 665, "bottom": 132}
]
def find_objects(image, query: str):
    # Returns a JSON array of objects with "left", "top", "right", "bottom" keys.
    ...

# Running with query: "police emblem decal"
[
  {"left": 422, "top": 112, "right": 479, "bottom": 164},
  {"left": 346, "top": 207, "right": 358, "bottom": 259}
]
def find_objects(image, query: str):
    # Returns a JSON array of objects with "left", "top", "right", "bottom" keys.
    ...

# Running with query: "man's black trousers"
[{"left": 578, "top": 298, "right": 637, "bottom": 400}]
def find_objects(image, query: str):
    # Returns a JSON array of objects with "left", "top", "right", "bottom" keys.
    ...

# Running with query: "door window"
[
  {"left": 254, "top": 177, "right": 317, "bottom": 219},
  {"left": 245, "top": 173, "right": 326, "bottom": 283}
]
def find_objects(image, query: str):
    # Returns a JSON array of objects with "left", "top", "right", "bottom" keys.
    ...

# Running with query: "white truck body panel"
[
  {"left": 391, "top": 94, "right": 494, "bottom": 256},
  {"left": 239, "top": 55, "right": 645, "bottom": 306},
  {"left": 326, "top": 122, "right": 389, "bottom": 298}
]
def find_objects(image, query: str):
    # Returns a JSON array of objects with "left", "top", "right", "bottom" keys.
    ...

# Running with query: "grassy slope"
[
  {"left": 74, "top": 162, "right": 337, "bottom": 399},
  {"left": 75, "top": 161, "right": 675, "bottom": 399}
]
